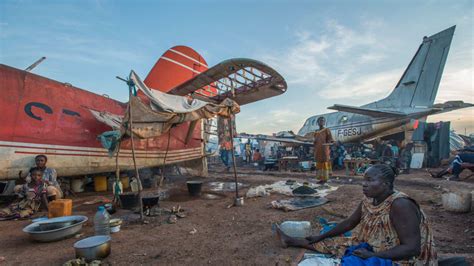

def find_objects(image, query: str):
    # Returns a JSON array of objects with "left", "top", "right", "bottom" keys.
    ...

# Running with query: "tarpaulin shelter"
[
  {"left": 412, "top": 121, "right": 451, "bottom": 167},
  {"left": 90, "top": 71, "right": 240, "bottom": 152}
]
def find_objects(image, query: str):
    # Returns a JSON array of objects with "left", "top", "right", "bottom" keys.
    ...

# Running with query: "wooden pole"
[
  {"left": 227, "top": 113, "right": 239, "bottom": 199},
  {"left": 113, "top": 143, "right": 121, "bottom": 205},
  {"left": 127, "top": 87, "right": 144, "bottom": 220},
  {"left": 159, "top": 129, "right": 172, "bottom": 187}
]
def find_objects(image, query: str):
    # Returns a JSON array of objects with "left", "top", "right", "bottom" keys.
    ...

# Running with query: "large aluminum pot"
[
  {"left": 74, "top": 235, "right": 111, "bottom": 262},
  {"left": 23, "top": 215, "right": 88, "bottom": 242}
]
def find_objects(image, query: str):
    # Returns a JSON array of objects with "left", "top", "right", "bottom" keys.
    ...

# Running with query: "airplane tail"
[{"left": 378, "top": 26, "right": 455, "bottom": 109}]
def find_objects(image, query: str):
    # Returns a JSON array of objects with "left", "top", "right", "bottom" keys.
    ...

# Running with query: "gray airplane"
[{"left": 298, "top": 26, "right": 473, "bottom": 143}]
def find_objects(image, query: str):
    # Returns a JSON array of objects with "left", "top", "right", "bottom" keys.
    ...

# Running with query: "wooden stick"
[
  {"left": 114, "top": 143, "right": 121, "bottom": 205},
  {"left": 159, "top": 129, "right": 172, "bottom": 187},
  {"left": 228, "top": 112, "right": 239, "bottom": 199},
  {"left": 128, "top": 88, "right": 144, "bottom": 220}
]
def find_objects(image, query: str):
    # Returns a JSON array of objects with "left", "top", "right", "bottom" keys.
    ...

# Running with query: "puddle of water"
[
  {"left": 206, "top": 182, "right": 245, "bottom": 192},
  {"left": 161, "top": 189, "right": 226, "bottom": 202}
]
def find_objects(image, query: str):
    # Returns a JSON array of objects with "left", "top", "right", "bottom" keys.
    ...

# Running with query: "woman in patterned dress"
[{"left": 275, "top": 164, "right": 438, "bottom": 265}]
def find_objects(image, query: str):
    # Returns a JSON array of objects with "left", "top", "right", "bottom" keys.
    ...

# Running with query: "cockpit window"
[{"left": 340, "top": 115, "right": 348, "bottom": 123}]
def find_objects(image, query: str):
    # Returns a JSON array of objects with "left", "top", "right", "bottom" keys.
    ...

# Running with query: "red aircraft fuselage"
[{"left": 0, "top": 46, "right": 209, "bottom": 180}]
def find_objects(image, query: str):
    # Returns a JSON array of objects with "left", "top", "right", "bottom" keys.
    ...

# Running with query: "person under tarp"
[
  {"left": 1, "top": 169, "right": 48, "bottom": 220},
  {"left": 217, "top": 115, "right": 236, "bottom": 171},
  {"left": 14, "top": 154, "right": 63, "bottom": 200}
]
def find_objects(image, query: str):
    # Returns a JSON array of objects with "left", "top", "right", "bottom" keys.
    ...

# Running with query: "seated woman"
[
  {"left": 1, "top": 169, "right": 48, "bottom": 220},
  {"left": 275, "top": 164, "right": 437, "bottom": 265},
  {"left": 14, "top": 154, "right": 63, "bottom": 200}
]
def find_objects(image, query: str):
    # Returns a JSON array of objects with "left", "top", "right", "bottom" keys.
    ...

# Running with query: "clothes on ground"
[
  {"left": 1, "top": 181, "right": 47, "bottom": 220},
  {"left": 298, "top": 253, "right": 340, "bottom": 266},
  {"left": 271, "top": 197, "right": 328, "bottom": 212},
  {"left": 341, "top": 242, "right": 393, "bottom": 266},
  {"left": 246, "top": 181, "right": 338, "bottom": 198}
]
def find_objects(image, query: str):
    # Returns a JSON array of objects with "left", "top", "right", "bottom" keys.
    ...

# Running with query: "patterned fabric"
[
  {"left": 313, "top": 236, "right": 353, "bottom": 257},
  {"left": 0, "top": 181, "right": 47, "bottom": 220},
  {"left": 316, "top": 162, "right": 331, "bottom": 181},
  {"left": 217, "top": 116, "right": 236, "bottom": 150},
  {"left": 355, "top": 191, "right": 437, "bottom": 266},
  {"left": 313, "top": 128, "right": 333, "bottom": 162}
]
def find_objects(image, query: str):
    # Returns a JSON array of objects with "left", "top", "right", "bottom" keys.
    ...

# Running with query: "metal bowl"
[
  {"left": 23, "top": 215, "right": 88, "bottom": 242},
  {"left": 74, "top": 235, "right": 111, "bottom": 262}
]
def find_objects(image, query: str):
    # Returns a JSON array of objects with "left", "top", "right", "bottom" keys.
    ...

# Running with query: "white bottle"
[
  {"left": 94, "top": 206, "right": 110, "bottom": 235},
  {"left": 280, "top": 221, "right": 311, "bottom": 238},
  {"left": 130, "top": 177, "right": 139, "bottom": 192}
]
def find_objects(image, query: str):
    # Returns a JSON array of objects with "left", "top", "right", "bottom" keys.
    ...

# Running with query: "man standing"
[
  {"left": 252, "top": 149, "right": 263, "bottom": 163},
  {"left": 313, "top": 117, "right": 334, "bottom": 183},
  {"left": 245, "top": 140, "right": 252, "bottom": 164}
]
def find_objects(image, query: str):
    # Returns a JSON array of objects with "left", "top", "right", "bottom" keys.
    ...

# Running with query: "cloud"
[
  {"left": 259, "top": 19, "right": 388, "bottom": 100},
  {"left": 436, "top": 67, "right": 474, "bottom": 103},
  {"left": 249, "top": 18, "right": 472, "bottom": 134},
  {"left": 317, "top": 69, "right": 401, "bottom": 101},
  {"left": 237, "top": 109, "right": 304, "bottom": 134}
]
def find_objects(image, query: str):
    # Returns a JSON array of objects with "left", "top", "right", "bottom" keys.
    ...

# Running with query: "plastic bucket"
[
  {"left": 186, "top": 181, "right": 203, "bottom": 196},
  {"left": 71, "top": 178, "right": 84, "bottom": 193},
  {"left": 120, "top": 175, "right": 129, "bottom": 189},
  {"left": 94, "top": 176, "right": 107, "bottom": 192},
  {"left": 442, "top": 191, "right": 472, "bottom": 213}
]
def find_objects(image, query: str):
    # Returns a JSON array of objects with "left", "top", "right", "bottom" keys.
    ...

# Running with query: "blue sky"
[{"left": 1, "top": 0, "right": 473, "bottom": 134}]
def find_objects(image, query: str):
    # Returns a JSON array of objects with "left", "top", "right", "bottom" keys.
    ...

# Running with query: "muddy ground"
[{"left": 0, "top": 165, "right": 473, "bottom": 265}]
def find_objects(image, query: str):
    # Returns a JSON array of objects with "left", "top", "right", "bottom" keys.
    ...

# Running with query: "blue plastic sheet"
[{"left": 341, "top": 243, "right": 394, "bottom": 266}]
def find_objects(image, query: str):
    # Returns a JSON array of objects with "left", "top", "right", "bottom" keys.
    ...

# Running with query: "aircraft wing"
[
  {"left": 237, "top": 134, "right": 312, "bottom": 145},
  {"left": 168, "top": 58, "right": 287, "bottom": 105},
  {"left": 327, "top": 104, "right": 407, "bottom": 118},
  {"left": 431, "top": 101, "right": 474, "bottom": 114},
  {"left": 404, "top": 101, "right": 473, "bottom": 118}
]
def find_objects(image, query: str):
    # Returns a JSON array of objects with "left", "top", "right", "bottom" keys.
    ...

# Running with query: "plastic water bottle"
[
  {"left": 94, "top": 206, "right": 110, "bottom": 235},
  {"left": 280, "top": 221, "right": 311, "bottom": 238}
]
